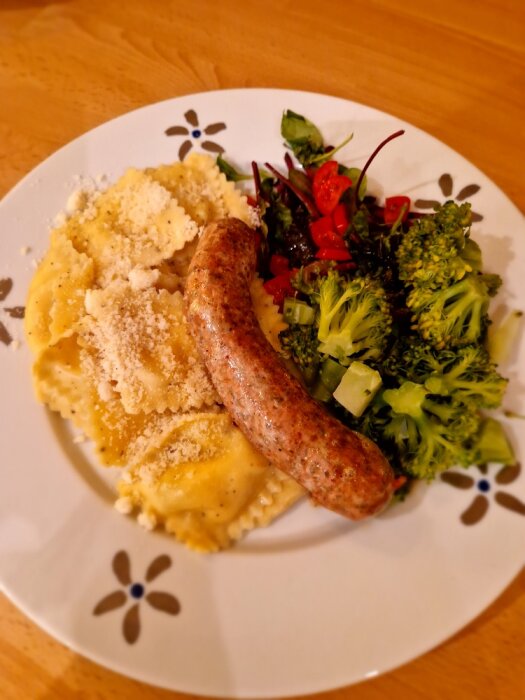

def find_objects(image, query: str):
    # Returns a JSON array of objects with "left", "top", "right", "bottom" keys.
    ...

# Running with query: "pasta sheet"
[{"left": 25, "top": 153, "right": 304, "bottom": 551}]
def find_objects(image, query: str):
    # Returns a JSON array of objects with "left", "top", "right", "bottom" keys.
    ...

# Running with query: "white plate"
[{"left": 1, "top": 89, "right": 524, "bottom": 698}]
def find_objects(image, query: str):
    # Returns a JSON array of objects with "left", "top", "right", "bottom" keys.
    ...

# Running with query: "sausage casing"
[{"left": 184, "top": 218, "right": 395, "bottom": 519}]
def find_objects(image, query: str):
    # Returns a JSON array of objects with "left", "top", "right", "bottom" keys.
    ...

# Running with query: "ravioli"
[
  {"left": 117, "top": 412, "right": 304, "bottom": 552},
  {"left": 25, "top": 230, "right": 94, "bottom": 354},
  {"left": 25, "top": 153, "right": 305, "bottom": 552},
  {"left": 146, "top": 152, "right": 254, "bottom": 227},
  {"left": 79, "top": 281, "right": 218, "bottom": 415}
]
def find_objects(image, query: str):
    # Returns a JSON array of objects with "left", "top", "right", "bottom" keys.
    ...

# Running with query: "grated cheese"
[
  {"left": 137, "top": 511, "right": 157, "bottom": 530},
  {"left": 115, "top": 173, "right": 172, "bottom": 233},
  {"left": 79, "top": 281, "right": 218, "bottom": 416},
  {"left": 114, "top": 496, "right": 133, "bottom": 514},
  {"left": 128, "top": 266, "right": 160, "bottom": 290},
  {"left": 25, "top": 154, "right": 302, "bottom": 552}
]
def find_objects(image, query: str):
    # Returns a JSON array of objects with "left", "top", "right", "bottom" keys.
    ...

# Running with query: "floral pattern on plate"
[
  {"left": 414, "top": 173, "right": 483, "bottom": 221},
  {"left": 0, "top": 278, "right": 24, "bottom": 346},
  {"left": 441, "top": 463, "right": 525, "bottom": 525},
  {"left": 165, "top": 108, "right": 226, "bottom": 160},
  {"left": 93, "top": 551, "right": 181, "bottom": 644}
]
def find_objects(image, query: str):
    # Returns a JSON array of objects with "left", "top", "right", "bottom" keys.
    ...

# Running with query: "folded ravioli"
[
  {"left": 61, "top": 170, "right": 200, "bottom": 287},
  {"left": 79, "top": 281, "right": 218, "bottom": 415},
  {"left": 25, "top": 154, "right": 305, "bottom": 553},
  {"left": 250, "top": 276, "right": 288, "bottom": 352},
  {"left": 32, "top": 331, "right": 167, "bottom": 465},
  {"left": 117, "top": 413, "right": 305, "bottom": 552},
  {"left": 24, "top": 230, "right": 95, "bottom": 354},
  {"left": 146, "top": 152, "right": 253, "bottom": 227},
  {"left": 32, "top": 333, "right": 94, "bottom": 431}
]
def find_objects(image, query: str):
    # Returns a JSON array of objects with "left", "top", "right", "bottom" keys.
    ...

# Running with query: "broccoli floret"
[
  {"left": 316, "top": 272, "right": 392, "bottom": 362},
  {"left": 396, "top": 201, "right": 480, "bottom": 290},
  {"left": 407, "top": 273, "right": 501, "bottom": 349},
  {"left": 473, "top": 417, "right": 515, "bottom": 465},
  {"left": 384, "top": 337, "right": 507, "bottom": 408},
  {"left": 382, "top": 381, "right": 481, "bottom": 479},
  {"left": 461, "top": 237, "right": 483, "bottom": 273},
  {"left": 395, "top": 201, "right": 502, "bottom": 350},
  {"left": 279, "top": 324, "right": 320, "bottom": 384},
  {"left": 422, "top": 347, "right": 507, "bottom": 408}
]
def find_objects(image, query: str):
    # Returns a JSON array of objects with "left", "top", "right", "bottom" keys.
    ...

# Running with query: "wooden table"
[{"left": 1, "top": 1, "right": 524, "bottom": 698}]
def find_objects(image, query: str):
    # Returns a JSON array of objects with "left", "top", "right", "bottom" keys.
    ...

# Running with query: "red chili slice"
[
  {"left": 384, "top": 196, "right": 411, "bottom": 225},
  {"left": 392, "top": 475, "right": 408, "bottom": 491},
  {"left": 263, "top": 271, "right": 296, "bottom": 307},
  {"left": 269, "top": 254, "right": 290, "bottom": 276},
  {"left": 312, "top": 161, "right": 352, "bottom": 216},
  {"left": 315, "top": 247, "right": 352, "bottom": 261},
  {"left": 309, "top": 216, "right": 347, "bottom": 249},
  {"left": 331, "top": 203, "right": 350, "bottom": 234}
]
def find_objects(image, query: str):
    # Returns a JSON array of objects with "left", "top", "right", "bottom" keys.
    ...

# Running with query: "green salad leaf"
[
  {"left": 281, "top": 110, "right": 325, "bottom": 166},
  {"left": 216, "top": 155, "right": 252, "bottom": 182}
]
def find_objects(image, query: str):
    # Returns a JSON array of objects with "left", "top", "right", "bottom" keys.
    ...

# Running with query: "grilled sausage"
[{"left": 185, "top": 218, "right": 395, "bottom": 519}]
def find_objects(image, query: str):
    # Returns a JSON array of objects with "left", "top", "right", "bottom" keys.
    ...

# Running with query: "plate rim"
[{"left": 1, "top": 86, "right": 524, "bottom": 698}]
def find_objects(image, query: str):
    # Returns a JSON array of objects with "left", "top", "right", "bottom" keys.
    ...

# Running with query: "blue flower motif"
[
  {"left": 441, "top": 463, "right": 525, "bottom": 525},
  {"left": 165, "top": 109, "right": 226, "bottom": 161},
  {"left": 93, "top": 551, "right": 181, "bottom": 644}
]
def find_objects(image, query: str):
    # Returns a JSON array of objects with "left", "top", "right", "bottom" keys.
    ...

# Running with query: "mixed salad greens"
[{"left": 218, "top": 110, "right": 515, "bottom": 492}]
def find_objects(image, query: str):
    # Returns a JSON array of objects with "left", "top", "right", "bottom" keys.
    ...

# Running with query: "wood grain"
[{"left": 1, "top": 1, "right": 524, "bottom": 698}]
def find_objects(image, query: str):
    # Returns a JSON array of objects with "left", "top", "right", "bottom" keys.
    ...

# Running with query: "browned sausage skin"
[{"left": 184, "top": 218, "right": 395, "bottom": 520}]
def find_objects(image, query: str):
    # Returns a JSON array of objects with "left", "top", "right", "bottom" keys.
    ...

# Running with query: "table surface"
[{"left": 1, "top": 1, "right": 524, "bottom": 699}]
